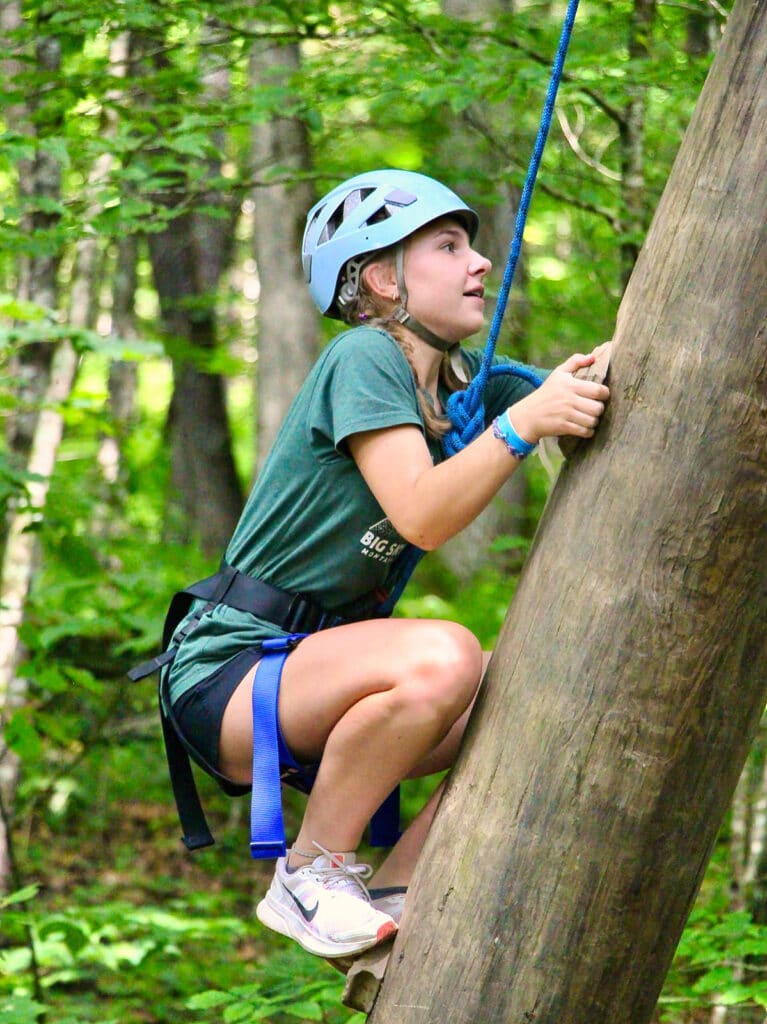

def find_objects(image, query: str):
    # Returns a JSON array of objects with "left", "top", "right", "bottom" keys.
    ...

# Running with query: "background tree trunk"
[
  {"left": 438, "top": 0, "right": 531, "bottom": 582},
  {"left": 102, "top": 233, "right": 139, "bottom": 485},
  {"left": 0, "top": 5, "right": 65, "bottom": 890},
  {"left": 142, "top": 28, "right": 244, "bottom": 551},
  {"left": 619, "top": 0, "right": 656, "bottom": 283},
  {"left": 249, "top": 40, "right": 318, "bottom": 471},
  {"left": 369, "top": 2, "right": 766, "bottom": 1021},
  {"left": 0, "top": 340, "right": 78, "bottom": 892},
  {"left": 150, "top": 211, "right": 244, "bottom": 552},
  {"left": 3, "top": 12, "right": 63, "bottom": 460}
]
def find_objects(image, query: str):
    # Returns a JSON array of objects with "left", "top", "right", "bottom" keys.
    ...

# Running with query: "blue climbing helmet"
[{"left": 302, "top": 169, "right": 479, "bottom": 320}]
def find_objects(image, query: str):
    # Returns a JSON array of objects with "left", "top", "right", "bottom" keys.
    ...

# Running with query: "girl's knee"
[{"left": 393, "top": 621, "right": 482, "bottom": 721}]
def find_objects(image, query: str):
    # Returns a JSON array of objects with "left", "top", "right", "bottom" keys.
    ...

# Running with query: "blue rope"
[
  {"left": 443, "top": 0, "right": 580, "bottom": 457},
  {"left": 379, "top": 0, "right": 580, "bottom": 614}
]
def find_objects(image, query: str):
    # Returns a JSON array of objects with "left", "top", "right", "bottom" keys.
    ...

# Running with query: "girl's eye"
[{"left": 441, "top": 242, "right": 456, "bottom": 253}]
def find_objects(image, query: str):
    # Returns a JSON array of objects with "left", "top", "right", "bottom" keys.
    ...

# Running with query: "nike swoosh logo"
[{"left": 289, "top": 891, "right": 319, "bottom": 922}]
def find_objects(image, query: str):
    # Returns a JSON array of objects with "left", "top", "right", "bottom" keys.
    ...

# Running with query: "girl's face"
[{"left": 403, "top": 217, "right": 492, "bottom": 345}]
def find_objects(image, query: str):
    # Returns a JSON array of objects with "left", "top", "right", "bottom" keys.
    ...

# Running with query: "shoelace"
[{"left": 308, "top": 841, "right": 373, "bottom": 901}]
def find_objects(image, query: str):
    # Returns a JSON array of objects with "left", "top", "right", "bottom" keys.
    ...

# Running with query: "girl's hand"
[{"left": 509, "top": 349, "right": 610, "bottom": 444}]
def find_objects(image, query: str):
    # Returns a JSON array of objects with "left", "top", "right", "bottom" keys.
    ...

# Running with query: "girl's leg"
[
  {"left": 219, "top": 618, "right": 483, "bottom": 860},
  {"left": 369, "top": 651, "right": 490, "bottom": 890},
  {"left": 218, "top": 619, "right": 483, "bottom": 957}
]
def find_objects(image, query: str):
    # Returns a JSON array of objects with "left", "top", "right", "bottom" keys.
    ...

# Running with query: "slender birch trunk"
[{"left": 0, "top": 341, "right": 78, "bottom": 891}]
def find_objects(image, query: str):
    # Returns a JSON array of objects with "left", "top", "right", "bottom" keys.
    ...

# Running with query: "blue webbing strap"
[
  {"left": 249, "top": 637, "right": 402, "bottom": 859},
  {"left": 250, "top": 647, "right": 294, "bottom": 859},
  {"left": 369, "top": 786, "right": 402, "bottom": 848}
]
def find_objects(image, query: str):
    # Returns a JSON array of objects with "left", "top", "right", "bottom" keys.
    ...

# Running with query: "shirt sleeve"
[{"left": 307, "top": 327, "right": 425, "bottom": 452}]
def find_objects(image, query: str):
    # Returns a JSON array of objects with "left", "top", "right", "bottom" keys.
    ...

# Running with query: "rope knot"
[{"left": 444, "top": 386, "right": 486, "bottom": 456}]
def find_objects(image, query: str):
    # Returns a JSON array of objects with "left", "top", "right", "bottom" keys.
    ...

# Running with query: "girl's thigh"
[{"left": 218, "top": 617, "right": 481, "bottom": 785}]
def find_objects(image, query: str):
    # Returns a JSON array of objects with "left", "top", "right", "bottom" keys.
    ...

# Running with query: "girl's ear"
[{"left": 362, "top": 259, "right": 398, "bottom": 302}]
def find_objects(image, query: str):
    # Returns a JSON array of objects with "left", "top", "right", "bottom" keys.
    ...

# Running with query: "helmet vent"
[{"left": 318, "top": 188, "right": 378, "bottom": 245}]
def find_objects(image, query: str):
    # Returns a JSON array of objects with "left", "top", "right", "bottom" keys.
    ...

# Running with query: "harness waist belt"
[
  {"left": 128, "top": 563, "right": 385, "bottom": 683},
  {"left": 184, "top": 569, "right": 333, "bottom": 635}
]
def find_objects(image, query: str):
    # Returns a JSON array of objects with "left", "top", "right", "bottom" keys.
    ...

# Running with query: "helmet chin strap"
[{"left": 391, "top": 244, "right": 460, "bottom": 358}]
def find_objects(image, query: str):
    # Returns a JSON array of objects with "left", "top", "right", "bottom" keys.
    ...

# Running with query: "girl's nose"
[{"left": 470, "top": 250, "right": 492, "bottom": 276}]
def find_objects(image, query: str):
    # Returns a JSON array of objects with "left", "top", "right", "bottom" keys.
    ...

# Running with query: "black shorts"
[
  {"left": 171, "top": 646, "right": 263, "bottom": 798},
  {"left": 170, "top": 643, "right": 317, "bottom": 800}
]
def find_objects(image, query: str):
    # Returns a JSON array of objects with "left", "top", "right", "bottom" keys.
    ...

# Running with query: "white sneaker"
[
  {"left": 369, "top": 886, "right": 408, "bottom": 924},
  {"left": 256, "top": 848, "right": 398, "bottom": 958}
]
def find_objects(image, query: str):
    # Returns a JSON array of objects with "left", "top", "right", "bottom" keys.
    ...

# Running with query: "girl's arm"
[{"left": 347, "top": 351, "right": 609, "bottom": 550}]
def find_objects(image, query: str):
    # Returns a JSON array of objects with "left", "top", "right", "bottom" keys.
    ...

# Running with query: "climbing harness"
[{"left": 129, "top": 564, "right": 400, "bottom": 857}]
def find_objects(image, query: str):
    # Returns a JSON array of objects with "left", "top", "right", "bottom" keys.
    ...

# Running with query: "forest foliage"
[{"left": 4, "top": 1, "right": 767, "bottom": 1022}]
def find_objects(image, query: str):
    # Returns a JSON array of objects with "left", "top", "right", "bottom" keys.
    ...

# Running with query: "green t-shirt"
[{"left": 166, "top": 326, "right": 545, "bottom": 703}]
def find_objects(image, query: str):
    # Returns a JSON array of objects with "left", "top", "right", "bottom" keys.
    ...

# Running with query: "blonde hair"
[{"left": 337, "top": 248, "right": 468, "bottom": 439}]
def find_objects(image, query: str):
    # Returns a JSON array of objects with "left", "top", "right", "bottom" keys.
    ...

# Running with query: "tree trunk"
[
  {"left": 149, "top": 211, "right": 244, "bottom": 551},
  {"left": 686, "top": 6, "right": 718, "bottom": 58},
  {"left": 3, "top": 13, "right": 63, "bottom": 459},
  {"left": 249, "top": 41, "right": 318, "bottom": 471},
  {"left": 103, "top": 232, "right": 139, "bottom": 483},
  {"left": 438, "top": 0, "right": 531, "bottom": 582},
  {"left": 0, "top": 4, "right": 65, "bottom": 889},
  {"left": 142, "top": 27, "right": 244, "bottom": 551},
  {"left": 619, "top": 0, "right": 656, "bottom": 284},
  {"left": 97, "top": 35, "right": 138, "bottom": 487},
  {"left": 369, "top": 2, "right": 767, "bottom": 1022},
  {"left": 0, "top": 340, "right": 78, "bottom": 892}
]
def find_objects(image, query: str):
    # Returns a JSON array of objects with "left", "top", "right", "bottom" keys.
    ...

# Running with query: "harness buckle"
[{"left": 285, "top": 593, "right": 318, "bottom": 632}]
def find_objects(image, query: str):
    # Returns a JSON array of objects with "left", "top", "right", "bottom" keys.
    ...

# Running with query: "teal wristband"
[{"left": 492, "top": 411, "right": 537, "bottom": 460}]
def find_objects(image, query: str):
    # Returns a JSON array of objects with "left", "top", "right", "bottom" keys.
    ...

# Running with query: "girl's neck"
[{"left": 402, "top": 327, "right": 445, "bottom": 395}]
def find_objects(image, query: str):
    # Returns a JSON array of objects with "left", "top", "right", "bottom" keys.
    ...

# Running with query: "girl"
[{"left": 162, "top": 169, "right": 609, "bottom": 961}]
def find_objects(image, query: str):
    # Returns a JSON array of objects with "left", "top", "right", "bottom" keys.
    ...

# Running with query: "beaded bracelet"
[{"left": 492, "top": 410, "right": 537, "bottom": 460}]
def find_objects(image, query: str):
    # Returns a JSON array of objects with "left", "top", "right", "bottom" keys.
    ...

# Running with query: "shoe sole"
[{"left": 256, "top": 896, "right": 397, "bottom": 959}]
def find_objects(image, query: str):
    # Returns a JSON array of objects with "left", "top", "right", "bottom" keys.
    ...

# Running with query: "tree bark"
[
  {"left": 438, "top": 0, "right": 531, "bottom": 582},
  {"left": 619, "top": 0, "right": 656, "bottom": 284},
  {"left": 149, "top": 211, "right": 244, "bottom": 552},
  {"left": 3, "top": 11, "right": 63, "bottom": 459},
  {"left": 368, "top": 2, "right": 767, "bottom": 1021},
  {"left": 249, "top": 40, "right": 318, "bottom": 471},
  {"left": 104, "top": 233, "right": 139, "bottom": 480},
  {"left": 686, "top": 6, "right": 718, "bottom": 58},
  {"left": 0, "top": 340, "right": 78, "bottom": 892},
  {"left": 141, "top": 27, "right": 244, "bottom": 551}
]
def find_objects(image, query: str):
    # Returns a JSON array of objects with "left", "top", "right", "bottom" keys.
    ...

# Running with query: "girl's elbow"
[{"left": 396, "top": 519, "right": 451, "bottom": 551}]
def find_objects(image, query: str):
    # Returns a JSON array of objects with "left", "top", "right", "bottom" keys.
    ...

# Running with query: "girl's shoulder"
[
  {"left": 325, "top": 324, "right": 400, "bottom": 357},
  {"left": 317, "top": 325, "right": 412, "bottom": 382}
]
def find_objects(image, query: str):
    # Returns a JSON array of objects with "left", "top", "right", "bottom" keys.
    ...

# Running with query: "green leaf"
[
  {"left": 38, "top": 919, "right": 90, "bottom": 955},
  {"left": 284, "top": 1000, "right": 324, "bottom": 1020},
  {"left": 0, "top": 995, "right": 46, "bottom": 1024},
  {"left": 0, "top": 884, "right": 40, "bottom": 909},
  {"left": 186, "top": 990, "right": 237, "bottom": 1010},
  {"left": 223, "top": 1001, "right": 260, "bottom": 1023},
  {"left": 0, "top": 295, "right": 50, "bottom": 322},
  {"left": 4, "top": 711, "right": 43, "bottom": 761}
]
